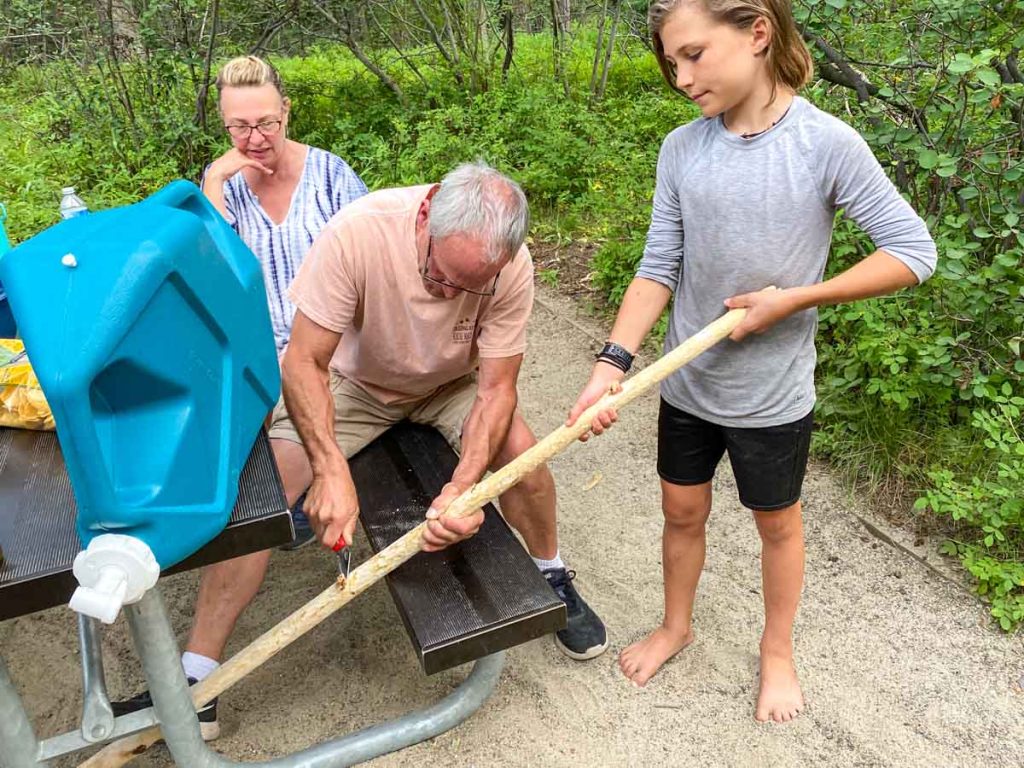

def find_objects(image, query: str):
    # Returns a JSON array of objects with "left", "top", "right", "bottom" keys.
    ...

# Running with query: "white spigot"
[{"left": 70, "top": 534, "right": 160, "bottom": 624}]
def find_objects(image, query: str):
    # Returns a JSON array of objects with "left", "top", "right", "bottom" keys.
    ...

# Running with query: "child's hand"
[
  {"left": 724, "top": 288, "right": 799, "bottom": 341},
  {"left": 566, "top": 362, "right": 625, "bottom": 442}
]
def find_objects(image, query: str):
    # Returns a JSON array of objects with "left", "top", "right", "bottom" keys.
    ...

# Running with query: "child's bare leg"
[
  {"left": 620, "top": 480, "right": 710, "bottom": 686},
  {"left": 753, "top": 500, "right": 805, "bottom": 722}
]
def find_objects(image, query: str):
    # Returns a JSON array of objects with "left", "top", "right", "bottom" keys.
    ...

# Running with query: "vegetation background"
[{"left": 0, "top": 0, "right": 1020, "bottom": 630}]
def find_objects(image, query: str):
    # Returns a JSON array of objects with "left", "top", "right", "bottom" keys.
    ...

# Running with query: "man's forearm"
[
  {"left": 281, "top": 356, "right": 348, "bottom": 476},
  {"left": 448, "top": 388, "right": 517, "bottom": 491}
]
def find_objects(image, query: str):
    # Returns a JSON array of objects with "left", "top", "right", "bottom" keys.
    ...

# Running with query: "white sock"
[
  {"left": 181, "top": 651, "right": 220, "bottom": 683},
  {"left": 532, "top": 552, "right": 565, "bottom": 573}
]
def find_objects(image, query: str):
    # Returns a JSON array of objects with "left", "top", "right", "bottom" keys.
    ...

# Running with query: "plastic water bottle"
[{"left": 59, "top": 187, "right": 89, "bottom": 219}]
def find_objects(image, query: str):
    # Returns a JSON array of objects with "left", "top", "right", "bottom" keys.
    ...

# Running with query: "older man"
[{"left": 115, "top": 162, "right": 607, "bottom": 740}]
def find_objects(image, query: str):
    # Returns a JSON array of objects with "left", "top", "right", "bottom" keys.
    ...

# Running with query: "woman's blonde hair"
[
  {"left": 648, "top": 0, "right": 812, "bottom": 103},
  {"left": 215, "top": 55, "right": 286, "bottom": 99}
]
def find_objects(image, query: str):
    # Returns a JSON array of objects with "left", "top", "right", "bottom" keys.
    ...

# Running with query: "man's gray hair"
[{"left": 429, "top": 161, "right": 530, "bottom": 264}]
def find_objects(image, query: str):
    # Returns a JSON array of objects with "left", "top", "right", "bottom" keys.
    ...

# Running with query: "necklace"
[{"left": 726, "top": 101, "right": 794, "bottom": 140}]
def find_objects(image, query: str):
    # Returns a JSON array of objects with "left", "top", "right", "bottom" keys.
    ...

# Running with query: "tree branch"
[
  {"left": 194, "top": 0, "right": 220, "bottom": 131},
  {"left": 310, "top": 0, "right": 407, "bottom": 106},
  {"left": 250, "top": 4, "right": 293, "bottom": 56},
  {"left": 807, "top": 32, "right": 872, "bottom": 102},
  {"left": 369, "top": 4, "right": 431, "bottom": 91},
  {"left": 806, "top": 31, "right": 930, "bottom": 135}
]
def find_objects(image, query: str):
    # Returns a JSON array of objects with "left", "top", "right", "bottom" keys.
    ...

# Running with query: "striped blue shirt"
[{"left": 221, "top": 146, "right": 367, "bottom": 351}]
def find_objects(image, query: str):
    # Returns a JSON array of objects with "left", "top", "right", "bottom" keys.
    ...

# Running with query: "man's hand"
[
  {"left": 422, "top": 482, "right": 484, "bottom": 552},
  {"left": 565, "top": 361, "right": 625, "bottom": 442},
  {"left": 205, "top": 147, "right": 273, "bottom": 185},
  {"left": 724, "top": 287, "right": 801, "bottom": 342},
  {"left": 304, "top": 471, "right": 359, "bottom": 551}
]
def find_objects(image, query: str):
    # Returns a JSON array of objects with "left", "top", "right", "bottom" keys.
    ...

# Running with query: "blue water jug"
[{"left": 0, "top": 182, "right": 280, "bottom": 584}]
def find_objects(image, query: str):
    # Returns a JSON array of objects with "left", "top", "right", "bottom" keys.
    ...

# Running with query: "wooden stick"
[{"left": 79, "top": 305, "right": 747, "bottom": 767}]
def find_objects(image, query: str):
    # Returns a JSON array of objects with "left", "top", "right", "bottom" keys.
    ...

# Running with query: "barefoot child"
[{"left": 568, "top": 0, "right": 936, "bottom": 722}]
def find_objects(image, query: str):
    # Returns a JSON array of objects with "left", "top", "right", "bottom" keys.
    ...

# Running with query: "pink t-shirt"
[{"left": 288, "top": 185, "right": 534, "bottom": 404}]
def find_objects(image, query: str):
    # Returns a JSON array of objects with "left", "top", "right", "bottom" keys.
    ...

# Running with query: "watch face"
[{"left": 603, "top": 343, "right": 633, "bottom": 361}]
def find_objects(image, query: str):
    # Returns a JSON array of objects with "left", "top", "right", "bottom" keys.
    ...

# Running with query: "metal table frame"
[
  {"left": 0, "top": 424, "right": 510, "bottom": 766},
  {"left": 0, "top": 587, "right": 505, "bottom": 767}
]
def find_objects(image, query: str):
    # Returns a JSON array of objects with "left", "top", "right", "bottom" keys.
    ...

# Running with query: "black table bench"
[{"left": 349, "top": 422, "right": 566, "bottom": 674}]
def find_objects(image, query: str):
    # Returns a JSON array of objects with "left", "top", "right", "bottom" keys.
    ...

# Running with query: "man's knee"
[
  {"left": 516, "top": 463, "right": 555, "bottom": 501},
  {"left": 495, "top": 414, "right": 553, "bottom": 499},
  {"left": 499, "top": 412, "right": 537, "bottom": 460}
]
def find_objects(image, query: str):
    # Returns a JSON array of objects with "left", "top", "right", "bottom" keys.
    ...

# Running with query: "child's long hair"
[{"left": 648, "top": 0, "right": 813, "bottom": 104}]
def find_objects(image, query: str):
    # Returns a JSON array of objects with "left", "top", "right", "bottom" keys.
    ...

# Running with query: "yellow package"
[{"left": 0, "top": 339, "right": 55, "bottom": 431}]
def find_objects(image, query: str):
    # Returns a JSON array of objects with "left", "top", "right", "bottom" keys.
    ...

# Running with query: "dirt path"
[{"left": 3, "top": 284, "right": 1021, "bottom": 767}]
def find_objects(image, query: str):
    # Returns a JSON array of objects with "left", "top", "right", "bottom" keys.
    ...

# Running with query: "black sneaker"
[
  {"left": 111, "top": 676, "right": 220, "bottom": 741},
  {"left": 543, "top": 568, "right": 609, "bottom": 660},
  {"left": 280, "top": 493, "right": 316, "bottom": 551}
]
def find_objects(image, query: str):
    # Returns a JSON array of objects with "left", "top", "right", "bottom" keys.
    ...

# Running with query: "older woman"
[
  {"left": 205, "top": 56, "right": 367, "bottom": 553},
  {"left": 202, "top": 55, "right": 367, "bottom": 355}
]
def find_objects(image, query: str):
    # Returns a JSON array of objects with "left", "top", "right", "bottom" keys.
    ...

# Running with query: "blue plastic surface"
[{"left": 0, "top": 181, "right": 281, "bottom": 568}]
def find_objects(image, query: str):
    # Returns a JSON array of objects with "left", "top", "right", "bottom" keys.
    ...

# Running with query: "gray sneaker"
[{"left": 543, "top": 568, "right": 609, "bottom": 660}]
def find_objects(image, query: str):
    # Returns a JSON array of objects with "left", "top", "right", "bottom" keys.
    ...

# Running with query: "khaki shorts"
[{"left": 268, "top": 372, "right": 477, "bottom": 458}]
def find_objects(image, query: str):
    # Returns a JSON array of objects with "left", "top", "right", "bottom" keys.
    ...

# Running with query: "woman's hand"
[
  {"left": 566, "top": 362, "right": 625, "bottom": 442},
  {"left": 205, "top": 147, "right": 273, "bottom": 185},
  {"left": 724, "top": 287, "right": 803, "bottom": 341}
]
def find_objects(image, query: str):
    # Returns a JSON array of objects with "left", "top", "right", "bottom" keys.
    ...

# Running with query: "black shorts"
[{"left": 657, "top": 399, "right": 813, "bottom": 512}]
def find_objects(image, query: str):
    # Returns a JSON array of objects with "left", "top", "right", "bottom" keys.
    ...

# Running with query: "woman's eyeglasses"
[{"left": 224, "top": 119, "right": 283, "bottom": 140}]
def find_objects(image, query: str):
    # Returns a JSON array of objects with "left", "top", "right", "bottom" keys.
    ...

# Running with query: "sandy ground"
[{"left": 3, "top": 284, "right": 1022, "bottom": 767}]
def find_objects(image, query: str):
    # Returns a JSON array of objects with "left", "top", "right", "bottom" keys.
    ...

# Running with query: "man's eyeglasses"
[
  {"left": 224, "top": 119, "right": 283, "bottom": 140},
  {"left": 421, "top": 237, "right": 501, "bottom": 297}
]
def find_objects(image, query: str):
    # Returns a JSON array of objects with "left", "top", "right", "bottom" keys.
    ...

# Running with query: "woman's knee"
[{"left": 271, "top": 437, "right": 312, "bottom": 507}]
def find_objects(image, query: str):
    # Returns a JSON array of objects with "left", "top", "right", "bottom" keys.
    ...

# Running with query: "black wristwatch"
[{"left": 595, "top": 341, "right": 634, "bottom": 373}]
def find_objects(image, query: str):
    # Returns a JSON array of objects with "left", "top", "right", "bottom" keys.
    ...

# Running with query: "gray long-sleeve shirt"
[{"left": 637, "top": 96, "right": 937, "bottom": 427}]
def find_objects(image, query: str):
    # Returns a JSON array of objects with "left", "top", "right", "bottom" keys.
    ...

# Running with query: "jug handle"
[{"left": 145, "top": 181, "right": 247, "bottom": 281}]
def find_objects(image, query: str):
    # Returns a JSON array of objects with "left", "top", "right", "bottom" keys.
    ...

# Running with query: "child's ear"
[{"left": 751, "top": 16, "right": 772, "bottom": 56}]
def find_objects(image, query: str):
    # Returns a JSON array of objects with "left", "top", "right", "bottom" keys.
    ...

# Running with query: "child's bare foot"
[
  {"left": 755, "top": 650, "right": 804, "bottom": 722},
  {"left": 618, "top": 626, "right": 693, "bottom": 686}
]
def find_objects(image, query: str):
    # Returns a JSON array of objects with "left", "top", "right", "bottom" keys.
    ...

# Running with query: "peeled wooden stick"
[{"left": 80, "top": 305, "right": 748, "bottom": 767}]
